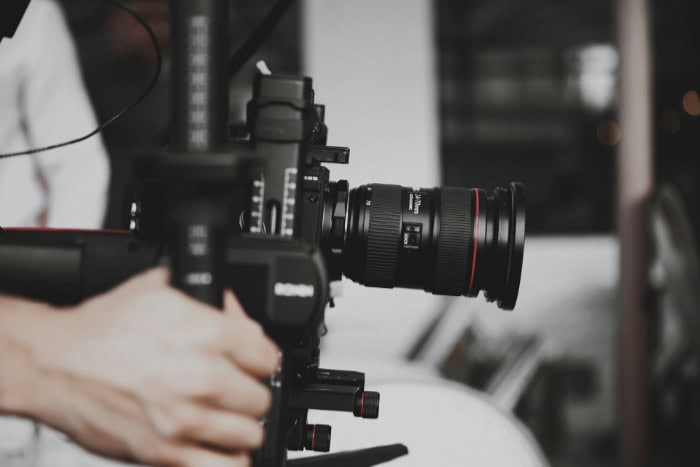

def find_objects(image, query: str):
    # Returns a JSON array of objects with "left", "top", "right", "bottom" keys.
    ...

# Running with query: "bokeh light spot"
[
  {"left": 682, "top": 90, "right": 700, "bottom": 116},
  {"left": 596, "top": 120, "right": 621, "bottom": 147}
]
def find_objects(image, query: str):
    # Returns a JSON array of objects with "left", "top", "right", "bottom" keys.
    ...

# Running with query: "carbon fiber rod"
[{"left": 171, "top": 0, "right": 228, "bottom": 152}]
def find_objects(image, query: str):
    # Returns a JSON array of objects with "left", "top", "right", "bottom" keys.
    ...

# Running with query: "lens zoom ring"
[
  {"left": 365, "top": 184, "right": 402, "bottom": 287},
  {"left": 435, "top": 187, "right": 472, "bottom": 295}
]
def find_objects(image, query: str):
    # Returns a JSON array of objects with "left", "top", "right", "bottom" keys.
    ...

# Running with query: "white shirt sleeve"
[{"left": 19, "top": 0, "right": 110, "bottom": 229}]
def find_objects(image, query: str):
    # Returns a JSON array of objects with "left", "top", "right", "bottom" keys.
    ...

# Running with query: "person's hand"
[{"left": 12, "top": 268, "right": 279, "bottom": 467}]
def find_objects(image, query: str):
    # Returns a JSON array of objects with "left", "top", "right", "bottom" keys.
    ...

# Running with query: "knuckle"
[
  {"left": 194, "top": 318, "right": 227, "bottom": 346},
  {"left": 174, "top": 410, "right": 203, "bottom": 438},
  {"left": 191, "top": 369, "right": 222, "bottom": 399},
  {"left": 159, "top": 407, "right": 202, "bottom": 439}
]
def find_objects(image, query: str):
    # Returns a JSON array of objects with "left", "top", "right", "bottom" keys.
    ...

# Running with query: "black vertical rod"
[
  {"left": 170, "top": 198, "right": 228, "bottom": 308},
  {"left": 171, "top": 0, "right": 228, "bottom": 152},
  {"left": 168, "top": 0, "right": 229, "bottom": 307}
]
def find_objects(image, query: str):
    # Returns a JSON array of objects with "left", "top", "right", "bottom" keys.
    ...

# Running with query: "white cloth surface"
[
  {"left": 290, "top": 369, "right": 549, "bottom": 467},
  {"left": 0, "top": 0, "right": 109, "bottom": 228},
  {"left": 0, "top": 1, "right": 112, "bottom": 465}
]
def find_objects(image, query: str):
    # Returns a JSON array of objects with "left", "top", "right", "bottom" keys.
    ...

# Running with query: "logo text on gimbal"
[{"left": 274, "top": 283, "right": 315, "bottom": 298}]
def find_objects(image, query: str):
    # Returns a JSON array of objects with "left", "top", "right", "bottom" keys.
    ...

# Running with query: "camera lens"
[{"left": 341, "top": 183, "right": 525, "bottom": 310}]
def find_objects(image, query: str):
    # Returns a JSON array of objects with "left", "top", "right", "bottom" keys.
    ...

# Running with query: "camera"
[
  {"left": 249, "top": 73, "right": 526, "bottom": 311},
  {"left": 130, "top": 72, "right": 526, "bottom": 314},
  {"left": 131, "top": 71, "right": 526, "bottom": 465},
  {"left": 0, "top": 70, "right": 526, "bottom": 466}
]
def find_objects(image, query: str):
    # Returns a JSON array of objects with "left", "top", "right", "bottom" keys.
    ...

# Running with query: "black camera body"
[
  {"left": 129, "top": 69, "right": 526, "bottom": 317},
  {"left": 129, "top": 73, "right": 336, "bottom": 337},
  {"left": 0, "top": 69, "right": 526, "bottom": 466}
]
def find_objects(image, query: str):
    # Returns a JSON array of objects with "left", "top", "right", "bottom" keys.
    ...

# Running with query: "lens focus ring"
[
  {"left": 434, "top": 187, "right": 472, "bottom": 295},
  {"left": 365, "top": 184, "right": 402, "bottom": 287}
]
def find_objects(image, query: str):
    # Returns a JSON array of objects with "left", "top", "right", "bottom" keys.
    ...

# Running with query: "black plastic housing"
[{"left": 0, "top": 230, "right": 328, "bottom": 333}]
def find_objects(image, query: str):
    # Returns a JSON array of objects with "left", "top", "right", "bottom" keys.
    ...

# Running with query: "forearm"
[{"left": 0, "top": 295, "right": 57, "bottom": 418}]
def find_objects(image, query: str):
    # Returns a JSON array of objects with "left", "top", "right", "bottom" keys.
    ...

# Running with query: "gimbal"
[{"left": 0, "top": 1, "right": 526, "bottom": 465}]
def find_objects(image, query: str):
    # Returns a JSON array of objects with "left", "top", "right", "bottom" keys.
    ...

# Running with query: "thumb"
[
  {"left": 223, "top": 289, "right": 248, "bottom": 320},
  {"left": 223, "top": 290, "right": 267, "bottom": 336}
]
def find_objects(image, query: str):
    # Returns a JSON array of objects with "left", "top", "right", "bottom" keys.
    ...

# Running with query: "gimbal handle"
[{"left": 166, "top": 0, "right": 231, "bottom": 308}]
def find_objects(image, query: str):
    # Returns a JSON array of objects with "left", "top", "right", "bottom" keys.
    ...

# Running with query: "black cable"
[
  {"left": 0, "top": 0, "right": 162, "bottom": 159},
  {"left": 228, "top": 0, "right": 296, "bottom": 78}
]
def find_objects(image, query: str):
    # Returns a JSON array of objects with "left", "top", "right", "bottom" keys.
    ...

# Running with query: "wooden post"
[{"left": 616, "top": 1, "right": 653, "bottom": 466}]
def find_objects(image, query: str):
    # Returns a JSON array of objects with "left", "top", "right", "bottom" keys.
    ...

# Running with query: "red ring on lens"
[{"left": 468, "top": 190, "right": 480, "bottom": 293}]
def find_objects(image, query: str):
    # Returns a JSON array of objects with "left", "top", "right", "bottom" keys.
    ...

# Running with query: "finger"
[
  {"left": 203, "top": 358, "right": 273, "bottom": 418},
  {"left": 223, "top": 290, "right": 248, "bottom": 320},
  {"left": 217, "top": 320, "right": 280, "bottom": 378},
  {"left": 178, "top": 408, "right": 265, "bottom": 451},
  {"left": 159, "top": 444, "right": 250, "bottom": 467},
  {"left": 222, "top": 291, "right": 270, "bottom": 349}
]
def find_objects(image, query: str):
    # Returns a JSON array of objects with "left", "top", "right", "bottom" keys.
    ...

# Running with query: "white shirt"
[
  {"left": 0, "top": 0, "right": 109, "bottom": 228},
  {"left": 0, "top": 2, "right": 118, "bottom": 465}
]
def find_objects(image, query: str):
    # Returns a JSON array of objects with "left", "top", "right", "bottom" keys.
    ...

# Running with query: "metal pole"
[
  {"left": 616, "top": 1, "right": 654, "bottom": 466},
  {"left": 171, "top": 0, "right": 228, "bottom": 152}
]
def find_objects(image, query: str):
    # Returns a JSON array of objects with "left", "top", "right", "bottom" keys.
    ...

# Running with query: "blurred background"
[{"left": 55, "top": 0, "right": 700, "bottom": 466}]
